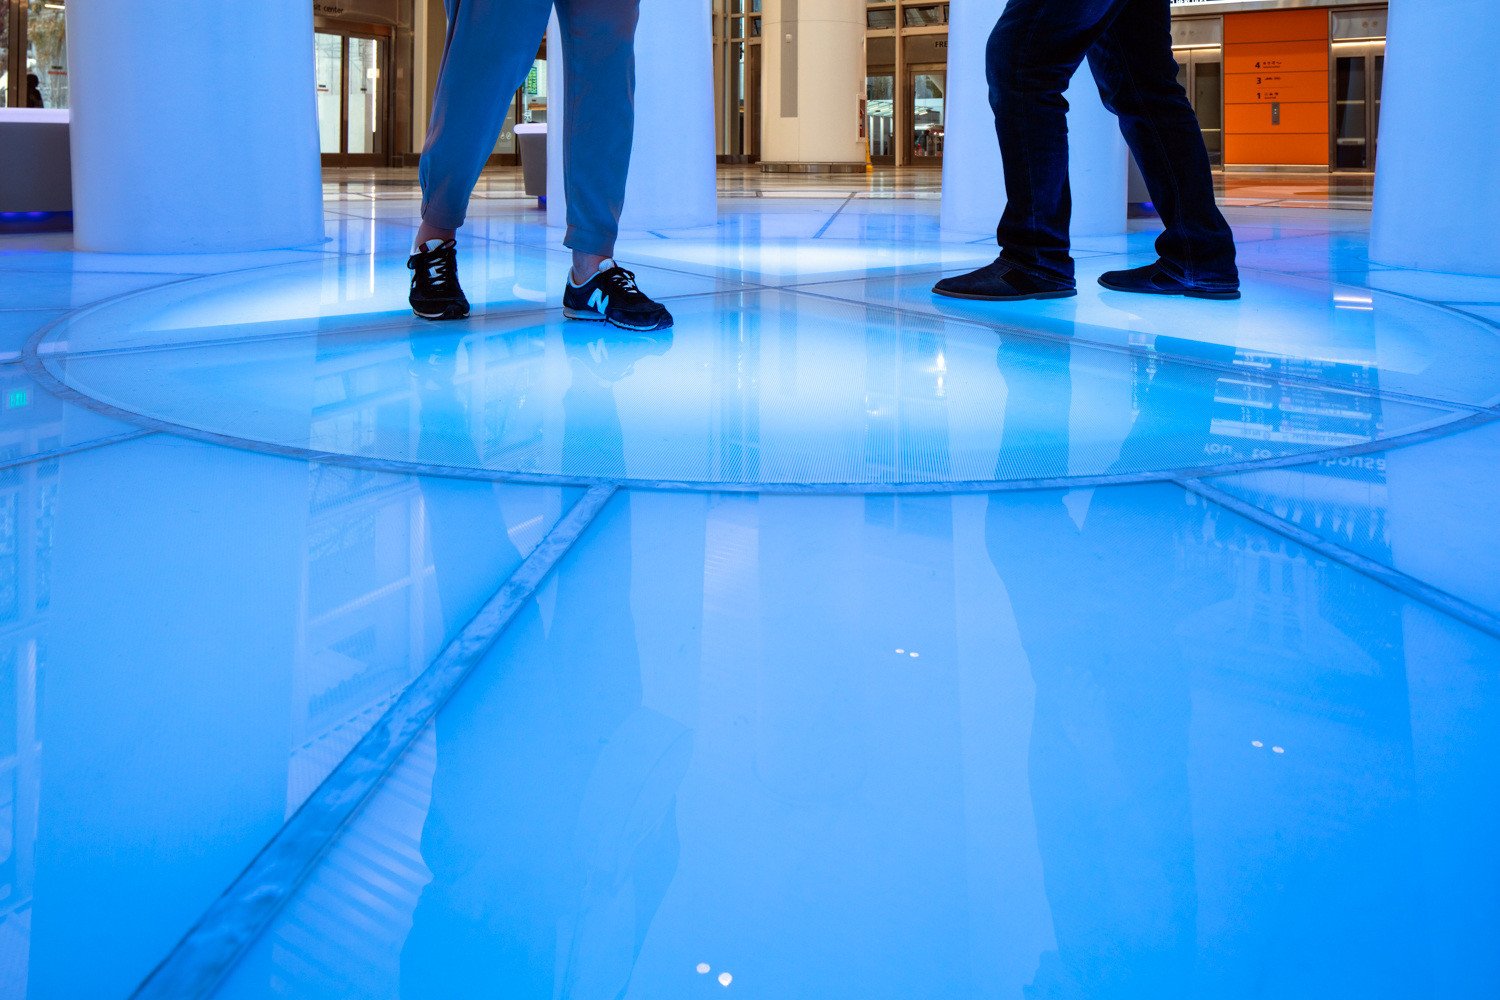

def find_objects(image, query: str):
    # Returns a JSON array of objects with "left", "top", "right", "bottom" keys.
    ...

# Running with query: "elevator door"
[
  {"left": 315, "top": 26, "right": 392, "bottom": 166},
  {"left": 1332, "top": 40, "right": 1385, "bottom": 170},
  {"left": 1175, "top": 47, "right": 1224, "bottom": 166}
]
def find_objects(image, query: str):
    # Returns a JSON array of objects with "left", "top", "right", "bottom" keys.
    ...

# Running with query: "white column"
[
  {"left": 547, "top": 3, "right": 717, "bottom": 234},
  {"left": 760, "top": 0, "right": 867, "bottom": 170},
  {"left": 941, "top": 0, "right": 1126, "bottom": 240},
  {"left": 1371, "top": 0, "right": 1500, "bottom": 276},
  {"left": 66, "top": 1, "right": 323, "bottom": 254}
]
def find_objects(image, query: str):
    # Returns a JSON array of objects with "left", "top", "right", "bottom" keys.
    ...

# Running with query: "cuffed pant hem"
[
  {"left": 564, "top": 225, "right": 617, "bottom": 258},
  {"left": 420, "top": 202, "right": 467, "bottom": 233}
]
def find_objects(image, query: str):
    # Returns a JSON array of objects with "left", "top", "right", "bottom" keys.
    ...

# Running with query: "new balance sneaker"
[
  {"left": 563, "top": 260, "right": 674, "bottom": 332},
  {"left": 407, "top": 239, "right": 470, "bottom": 320},
  {"left": 1098, "top": 261, "right": 1240, "bottom": 300},
  {"left": 932, "top": 258, "right": 1077, "bottom": 302}
]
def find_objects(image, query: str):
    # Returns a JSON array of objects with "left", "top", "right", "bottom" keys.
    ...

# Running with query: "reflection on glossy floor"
[{"left": 1, "top": 166, "right": 1498, "bottom": 999}]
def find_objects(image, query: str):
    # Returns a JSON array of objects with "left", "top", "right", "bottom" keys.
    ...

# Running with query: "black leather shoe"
[
  {"left": 933, "top": 258, "right": 1076, "bottom": 302},
  {"left": 1098, "top": 261, "right": 1240, "bottom": 300}
]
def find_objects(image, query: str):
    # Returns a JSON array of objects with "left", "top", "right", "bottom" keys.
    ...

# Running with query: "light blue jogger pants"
[{"left": 419, "top": 0, "right": 640, "bottom": 256}]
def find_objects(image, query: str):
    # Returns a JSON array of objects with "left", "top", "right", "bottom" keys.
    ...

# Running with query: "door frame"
[
  {"left": 316, "top": 18, "right": 395, "bottom": 168},
  {"left": 906, "top": 62, "right": 947, "bottom": 166},
  {"left": 866, "top": 66, "right": 897, "bottom": 166}
]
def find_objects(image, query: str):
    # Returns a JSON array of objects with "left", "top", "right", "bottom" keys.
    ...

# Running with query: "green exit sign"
[{"left": 6, "top": 390, "right": 28, "bottom": 409}]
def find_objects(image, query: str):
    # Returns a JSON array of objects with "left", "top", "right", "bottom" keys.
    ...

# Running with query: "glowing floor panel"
[
  {"left": 36, "top": 254, "right": 1478, "bottom": 489},
  {"left": 213, "top": 488, "right": 1500, "bottom": 1000},
  {"left": 2, "top": 175, "right": 1499, "bottom": 999}
]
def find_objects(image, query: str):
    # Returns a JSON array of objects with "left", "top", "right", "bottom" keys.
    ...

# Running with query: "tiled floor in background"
[{"left": 0, "top": 165, "right": 1495, "bottom": 999}]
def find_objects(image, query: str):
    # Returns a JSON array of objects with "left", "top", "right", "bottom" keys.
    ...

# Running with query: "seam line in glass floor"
[
  {"left": 812, "top": 193, "right": 860, "bottom": 239},
  {"left": 129, "top": 484, "right": 619, "bottom": 1000},
  {"left": 23, "top": 340, "right": 1500, "bottom": 494},
  {"left": 0, "top": 429, "right": 154, "bottom": 472},
  {"left": 1176, "top": 476, "right": 1500, "bottom": 642}
]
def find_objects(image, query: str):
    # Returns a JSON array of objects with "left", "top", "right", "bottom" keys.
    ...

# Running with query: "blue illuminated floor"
[{"left": 1, "top": 168, "right": 1498, "bottom": 999}]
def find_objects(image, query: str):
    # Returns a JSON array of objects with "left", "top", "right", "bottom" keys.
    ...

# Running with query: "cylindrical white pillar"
[
  {"left": 941, "top": 0, "right": 1126, "bottom": 240},
  {"left": 547, "top": 2, "right": 716, "bottom": 234},
  {"left": 760, "top": 0, "right": 867, "bottom": 170},
  {"left": 66, "top": 1, "right": 323, "bottom": 254},
  {"left": 1371, "top": 0, "right": 1500, "bottom": 275}
]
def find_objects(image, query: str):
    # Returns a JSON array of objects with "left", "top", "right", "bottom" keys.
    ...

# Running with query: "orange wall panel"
[
  {"left": 1222, "top": 9, "right": 1330, "bottom": 167},
  {"left": 1225, "top": 40, "right": 1330, "bottom": 76},
  {"left": 1227, "top": 133, "right": 1328, "bottom": 166},
  {"left": 1225, "top": 70, "right": 1328, "bottom": 106},
  {"left": 1226, "top": 102, "right": 1328, "bottom": 136},
  {"left": 1224, "top": 8, "right": 1328, "bottom": 44}
]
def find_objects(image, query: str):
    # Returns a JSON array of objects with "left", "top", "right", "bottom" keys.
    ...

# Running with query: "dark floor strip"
[
  {"left": 129, "top": 483, "right": 620, "bottom": 1000},
  {"left": 1178, "top": 477, "right": 1500, "bottom": 641}
]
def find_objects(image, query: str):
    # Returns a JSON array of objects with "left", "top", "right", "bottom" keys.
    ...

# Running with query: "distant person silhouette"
[
  {"left": 935, "top": 0, "right": 1239, "bottom": 304},
  {"left": 26, "top": 73, "right": 44, "bottom": 108}
]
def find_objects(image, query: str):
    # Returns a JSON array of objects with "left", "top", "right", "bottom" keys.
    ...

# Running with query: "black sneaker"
[
  {"left": 1098, "top": 261, "right": 1240, "bottom": 300},
  {"left": 563, "top": 260, "right": 674, "bottom": 332},
  {"left": 407, "top": 239, "right": 471, "bottom": 320},
  {"left": 932, "top": 258, "right": 1077, "bottom": 302}
]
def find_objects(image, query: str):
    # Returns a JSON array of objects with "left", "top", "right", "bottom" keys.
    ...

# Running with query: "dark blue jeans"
[{"left": 987, "top": 0, "right": 1238, "bottom": 289}]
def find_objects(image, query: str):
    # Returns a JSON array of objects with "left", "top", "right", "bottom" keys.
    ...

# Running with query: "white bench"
[{"left": 0, "top": 108, "right": 72, "bottom": 213}]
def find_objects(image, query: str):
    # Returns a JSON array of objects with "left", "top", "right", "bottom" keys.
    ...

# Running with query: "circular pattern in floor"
[{"left": 33, "top": 251, "right": 1493, "bottom": 491}]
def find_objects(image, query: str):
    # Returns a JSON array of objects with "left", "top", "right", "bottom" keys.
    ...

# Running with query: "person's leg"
[
  {"left": 554, "top": 0, "right": 640, "bottom": 278},
  {"left": 986, "top": 0, "right": 1127, "bottom": 285},
  {"left": 417, "top": 0, "right": 554, "bottom": 241},
  {"left": 551, "top": 0, "right": 671, "bottom": 331},
  {"left": 1087, "top": 0, "right": 1238, "bottom": 289}
]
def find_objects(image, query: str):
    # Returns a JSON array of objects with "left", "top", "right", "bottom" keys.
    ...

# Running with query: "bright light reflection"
[
  {"left": 718, "top": 972, "right": 734, "bottom": 987},
  {"left": 1273, "top": 746, "right": 1286, "bottom": 754},
  {"left": 1252, "top": 740, "right": 1264, "bottom": 748},
  {"left": 696, "top": 963, "right": 711, "bottom": 975}
]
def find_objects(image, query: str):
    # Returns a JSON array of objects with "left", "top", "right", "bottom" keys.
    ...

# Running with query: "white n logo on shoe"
[{"left": 588, "top": 288, "right": 610, "bottom": 315}]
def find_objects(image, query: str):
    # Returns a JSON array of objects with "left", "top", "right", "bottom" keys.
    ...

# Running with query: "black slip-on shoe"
[
  {"left": 932, "top": 258, "right": 1077, "bottom": 302},
  {"left": 563, "top": 260, "right": 674, "bottom": 332},
  {"left": 407, "top": 239, "right": 471, "bottom": 320},
  {"left": 1098, "top": 261, "right": 1241, "bottom": 301}
]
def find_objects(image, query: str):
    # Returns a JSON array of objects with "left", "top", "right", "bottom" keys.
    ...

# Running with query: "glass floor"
[{"left": 1, "top": 168, "right": 1498, "bottom": 998}]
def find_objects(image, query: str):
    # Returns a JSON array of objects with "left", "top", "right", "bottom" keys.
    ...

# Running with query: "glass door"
[
  {"left": 315, "top": 25, "right": 392, "bottom": 166},
  {"left": 867, "top": 71, "right": 895, "bottom": 164},
  {"left": 345, "top": 35, "right": 385, "bottom": 157},
  {"left": 1175, "top": 47, "right": 1224, "bottom": 167},
  {"left": 1332, "top": 41, "right": 1384, "bottom": 171},
  {"left": 908, "top": 66, "right": 945, "bottom": 163}
]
